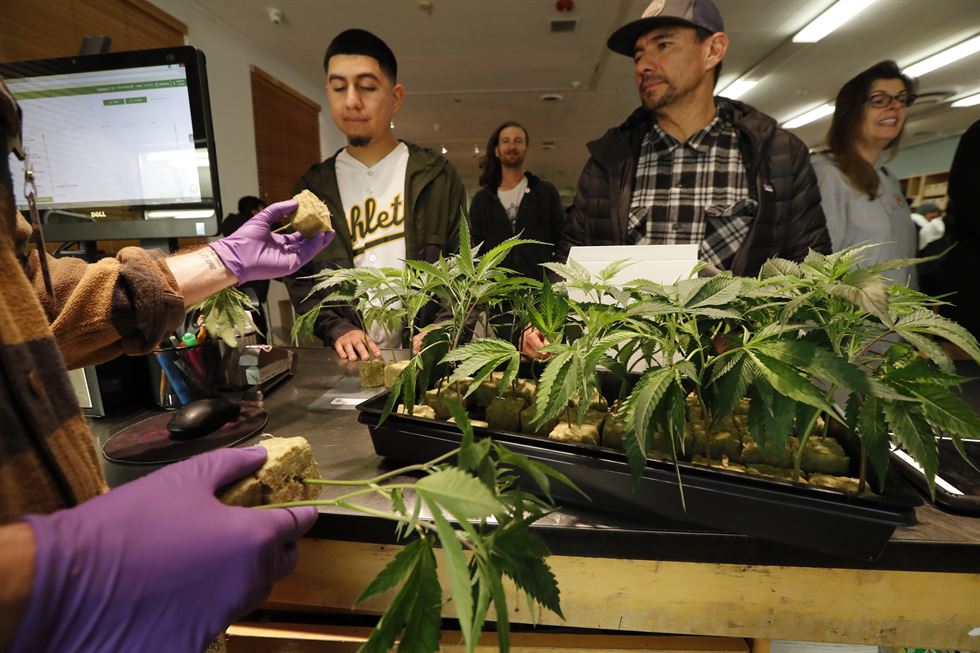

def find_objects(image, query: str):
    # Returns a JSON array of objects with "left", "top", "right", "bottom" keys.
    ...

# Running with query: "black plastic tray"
[
  {"left": 357, "top": 393, "right": 919, "bottom": 560},
  {"left": 891, "top": 438, "right": 980, "bottom": 515}
]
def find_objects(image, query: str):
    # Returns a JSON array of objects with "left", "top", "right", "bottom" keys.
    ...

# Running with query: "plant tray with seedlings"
[
  {"left": 357, "top": 381, "right": 920, "bottom": 561},
  {"left": 299, "top": 221, "right": 980, "bottom": 562}
]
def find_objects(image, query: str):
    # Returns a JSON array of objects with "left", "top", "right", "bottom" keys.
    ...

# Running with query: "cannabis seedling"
[
  {"left": 188, "top": 287, "right": 260, "bottom": 348},
  {"left": 262, "top": 402, "right": 578, "bottom": 653}
]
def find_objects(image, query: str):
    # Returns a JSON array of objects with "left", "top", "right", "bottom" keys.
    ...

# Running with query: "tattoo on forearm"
[{"left": 200, "top": 247, "right": 222, "bottom": 271}]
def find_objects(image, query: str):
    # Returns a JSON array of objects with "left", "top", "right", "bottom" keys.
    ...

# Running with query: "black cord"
[{"left": 52, "top": 241, "right": 79, "bottom": 256}]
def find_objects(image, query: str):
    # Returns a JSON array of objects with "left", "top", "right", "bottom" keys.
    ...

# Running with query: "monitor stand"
[
  {"left": 140, "top": 238, "right": 180, "bottom": 255},
  {"left": 53, "top": 239, "right": 179, "bottom": 261},
  {"left": 57, "top": 240, "right": 106, "bottom": 263}
]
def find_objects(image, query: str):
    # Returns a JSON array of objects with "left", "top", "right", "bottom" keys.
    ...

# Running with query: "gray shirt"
[{"left": 811, "top": 153, "right": 918, "bottom": 289}]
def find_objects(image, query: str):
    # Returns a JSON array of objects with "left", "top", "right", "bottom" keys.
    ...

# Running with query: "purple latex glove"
[
  {"left": 13, "top": 447, "right": 317, "bottom": 653},
  {"left": 209, "top": 198, "right": 335, "bottom": 284}
]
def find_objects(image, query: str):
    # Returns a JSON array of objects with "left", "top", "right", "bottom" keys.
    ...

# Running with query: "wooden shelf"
[{"left": 900, "top": 170, "right": 949, "bottom": 211}]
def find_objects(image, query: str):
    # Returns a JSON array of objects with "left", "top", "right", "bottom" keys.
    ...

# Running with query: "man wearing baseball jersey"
[{"left": 284, "top": 28, "right": 467, "bottom": 361}]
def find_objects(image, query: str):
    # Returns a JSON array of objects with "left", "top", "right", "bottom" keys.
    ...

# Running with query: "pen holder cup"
[{"left": 148, "top": 342, "right": 222, "bottom": 409}]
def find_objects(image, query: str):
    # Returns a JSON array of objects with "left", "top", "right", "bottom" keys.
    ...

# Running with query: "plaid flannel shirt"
[{"left": 626, "top": 105, "right": 756, "bottom": 270}]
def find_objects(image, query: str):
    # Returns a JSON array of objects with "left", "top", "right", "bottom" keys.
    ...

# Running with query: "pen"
[
  {"left": 173, "top": 355, "right": 208, "bottom": 395},
  {"left": 154, "top": 351, "right": 192, "bottom": 405},
  {"left": 158, "top": 363, "right": 167, "bottom": 404},
  {"left": 181, "top": 333, "right": 208, "bottom": 382}
]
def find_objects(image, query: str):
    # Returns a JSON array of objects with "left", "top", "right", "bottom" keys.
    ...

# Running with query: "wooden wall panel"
[
  {"left": 1, "top": 0, "right": 192, "bottom": 253},
  {"left": 251, "top": 66, "right": 321, "bottom": 204},
  {"left": 0, "top": 0, "right": 185, "bottom": 63}
]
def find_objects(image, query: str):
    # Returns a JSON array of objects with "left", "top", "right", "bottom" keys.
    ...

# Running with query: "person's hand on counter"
[
  {"left": 520, "top": 323, "right": 550, "bottom": 360},
  {"left": 11, "top": 447, "right": 316, "bottom": 653},
  {"left": 334, "top": 329, "right": 382, "bottom": 362},
  {"left": 411, "top": 325, "right": 442, "bottom": 355}
]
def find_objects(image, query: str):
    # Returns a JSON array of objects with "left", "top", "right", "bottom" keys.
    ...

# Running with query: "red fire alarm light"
[{"left": 556, "top": 0, "right": 574, "bottom": 12}]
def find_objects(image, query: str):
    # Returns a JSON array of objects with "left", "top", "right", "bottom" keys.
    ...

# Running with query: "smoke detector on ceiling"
[
  {"left": 541, "top": 142, "right": 556, "bottom": 150},
  {"left": 539, "top": 93, "right": 564, "bottom": 103}
]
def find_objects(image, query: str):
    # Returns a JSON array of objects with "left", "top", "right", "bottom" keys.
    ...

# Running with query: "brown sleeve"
[{"left": 17, "top": 213, "right": 185, "bottom": 369}]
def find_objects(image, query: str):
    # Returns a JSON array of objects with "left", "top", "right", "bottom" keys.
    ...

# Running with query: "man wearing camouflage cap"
[{"left": 553, "top": 0, "right": 830, "bottom": 306}]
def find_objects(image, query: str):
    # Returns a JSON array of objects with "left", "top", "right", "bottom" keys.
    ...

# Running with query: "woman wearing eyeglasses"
[{"left": 811, "top": 60, "right": 919, "bottom": 288}]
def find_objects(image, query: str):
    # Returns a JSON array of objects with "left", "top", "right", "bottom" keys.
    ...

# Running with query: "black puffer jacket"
[
  {"left": 468, "top": 172, "right": 565, "bottom": 280},
  {"left": 557, "top": 98, "right": 831, "bottom": 275}
]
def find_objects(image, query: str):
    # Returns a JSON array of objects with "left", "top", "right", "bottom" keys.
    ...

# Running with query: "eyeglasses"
[{"left": 867, "top": 91, "right": 917, "bottom": 108}]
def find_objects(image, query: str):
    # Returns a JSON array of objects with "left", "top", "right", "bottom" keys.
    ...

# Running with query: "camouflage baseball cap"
[{"left": 607, "top": 0, "right": 725, "bottom": 56}]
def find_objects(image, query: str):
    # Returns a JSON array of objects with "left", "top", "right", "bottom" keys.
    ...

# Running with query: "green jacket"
[{"left": 283, "top": 141, "right": 467, "bottom": 344}]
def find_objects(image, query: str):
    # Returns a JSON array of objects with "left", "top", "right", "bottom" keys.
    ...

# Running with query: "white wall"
[
  {"left": 149, "top": 0, "right": 346, "bottom": 216},
  {"left": 888, "top": 134, "right": 962, "bottom": 178}
]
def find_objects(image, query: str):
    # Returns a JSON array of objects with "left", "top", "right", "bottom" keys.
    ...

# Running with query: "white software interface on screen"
[{"left": 9, "top": 64, "right": 202, "bottom": 210}]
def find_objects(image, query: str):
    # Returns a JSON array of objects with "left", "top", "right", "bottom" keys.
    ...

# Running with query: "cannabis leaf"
[
  {"left": 884, "top": 401, "right": 938, "bottom": 497},
  {"left": 442, "top": 339, "right": 521, "bottom": 399},
  {"left": 189, "top": 287, "right": 258, "bottom": 347},
  {"left": 526, "top": 274, "right": 569, "bottom": 344},
  {"left": 358, "top": 537, "right": 442, "bottom": 653},
  {"left": 752, "top": 339, "right": 870, "bottom": 395},
  {"left": 427, "top": 506, "right": 476, "bottom": 650},
  {"left": 849, "top": 392, "right": 891, "bottom": 486},
  {"left": 895, "top": 309, "right": 980, "bottom": 363},
  {"left": 415, "top": 468, "right": 503, "bottom": 520}
]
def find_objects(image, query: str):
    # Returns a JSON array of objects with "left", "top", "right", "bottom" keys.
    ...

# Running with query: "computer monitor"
[{"left": 0, "top": 46, "right": 221, "bottom": 243}]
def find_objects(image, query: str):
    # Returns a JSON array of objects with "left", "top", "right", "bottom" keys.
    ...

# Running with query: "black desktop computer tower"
[{"left": 68, "top": 354, "right": 152, "bottom": 417}]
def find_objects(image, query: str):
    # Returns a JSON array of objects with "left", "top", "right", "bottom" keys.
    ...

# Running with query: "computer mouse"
[{"left": 167, "top": 398, "right": 242, "bottom": 439}]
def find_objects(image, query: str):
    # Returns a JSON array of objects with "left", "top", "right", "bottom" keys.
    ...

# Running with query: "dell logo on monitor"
[{"left": 90, "top": 211, "right": 107, "bottom": 218}]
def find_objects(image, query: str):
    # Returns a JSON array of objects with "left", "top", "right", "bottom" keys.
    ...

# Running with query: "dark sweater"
[{"left": 468, "top": 172, "right": 565, "bottom": 281}]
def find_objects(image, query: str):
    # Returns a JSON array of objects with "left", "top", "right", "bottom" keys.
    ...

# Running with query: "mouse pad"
[{"left": 102, "top": 405, "right": 268, "bottom": 465}]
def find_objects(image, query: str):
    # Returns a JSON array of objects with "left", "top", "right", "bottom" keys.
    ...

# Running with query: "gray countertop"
[{"left": 88, "top": 347, "right": 980, "bottom": 572}]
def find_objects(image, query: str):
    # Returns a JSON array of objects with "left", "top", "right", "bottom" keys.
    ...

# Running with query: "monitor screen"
[{"left": 1, "top": 47, "right": 221, "bottom": 242}]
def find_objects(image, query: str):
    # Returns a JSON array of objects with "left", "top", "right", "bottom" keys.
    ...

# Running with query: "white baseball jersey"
[{"left": 335, "top": 142, "right": 409, "bottom": 347}]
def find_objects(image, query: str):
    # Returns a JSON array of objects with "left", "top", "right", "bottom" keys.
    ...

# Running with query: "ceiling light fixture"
[
  {"left": 782, "top": 103, "right": 835, "bottom": 129},
  {"left": 904, "top": 34, "right": 980, "bottom": 78},
  {"left": 952, "top": 92, "right": 980, "bottom": 108},
  {"left": 440, "top": 145, "right": 448, "bottom": 155},
  {"left": 718, "top": 78, "right": 757, "bottom": 100},
  {"left": 792, "top": 0, "right": 877, "bottom": 43}
]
